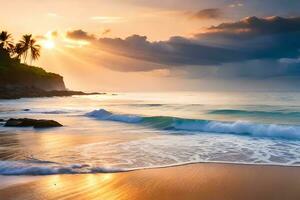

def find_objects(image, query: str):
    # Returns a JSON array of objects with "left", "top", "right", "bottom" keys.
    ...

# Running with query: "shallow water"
[{"left": 0, "top": 92, "right": 300, "bottom": 175}]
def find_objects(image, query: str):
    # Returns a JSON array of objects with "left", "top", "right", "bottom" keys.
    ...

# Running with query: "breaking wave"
[{"left": 87, "top": 109, "right": 300, "bottom": 139}]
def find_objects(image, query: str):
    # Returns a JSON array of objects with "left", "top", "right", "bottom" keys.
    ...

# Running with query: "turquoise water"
[{"left": 0, "top": 92, "right": 300, "bottom": 175}]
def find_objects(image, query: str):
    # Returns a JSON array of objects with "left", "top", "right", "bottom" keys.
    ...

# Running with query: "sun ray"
[{"left": 43, "top": 40, "right": 55, "bottom": 49}]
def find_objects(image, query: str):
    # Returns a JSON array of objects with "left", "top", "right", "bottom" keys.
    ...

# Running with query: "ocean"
[{"left": 0, "top": 92, "right": 300, "bottom": 175}]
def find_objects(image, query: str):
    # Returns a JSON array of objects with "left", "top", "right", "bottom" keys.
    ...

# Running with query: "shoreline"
[
  {"left": 0, "top": 89, "right": 104, "bottom": 100},
  {"left": 1, "top": 160, "right": 300, "bottom": 176},
  {"left": 1, "top": 162, "right": 300, "bottom": 200},
  {"left": 118, "top": 160, "right": 300, "bottom": 172}
]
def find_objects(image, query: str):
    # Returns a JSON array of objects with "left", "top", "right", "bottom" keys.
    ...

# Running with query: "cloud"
[
  {"left": 36, "top": 35, "right": 47, "bottom": 40},
  {"left": 279, "top": 57, "right": 300, "bottom": 64},
  {"left": 98, "top": 35, "right": 245, "bottom": 67},
  {"left": 102, "top": 29, "right": 111, "bottom": 35},
  {"left": 191, "top": 8, "right": 223, "bottom": 19},
  {"left": 51, "top": 31, "right": 58, "bottom": 38},
  {"left": 97, "top": 16, "right": 300, "bottom": 64},
  {"left": 90, "top": 16, "right": 123, "bottom": 23},
  {"left": 36, "top": 31, "right": 59, "bottom": 41},
  {"left": 228, "top": 3, "right": 243, "bottom": 8},
  {"left": 46, "top": 13, "right": 61, "bottom": 18},
  {"left": 204, "top": 16, "right": 300, "bottom": 37},
  {"left": 66, "top": 29, "right": 96, "bottom": 41},
  {"left": 72, "top": 16, "right": 300, "bottom": 80},
  {"left": 195, "top": 16, "right": 300, "bottom": 60}
]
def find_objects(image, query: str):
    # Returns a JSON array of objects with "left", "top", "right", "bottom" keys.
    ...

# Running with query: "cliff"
[
  {"left": 0, "top": 48, "right": 102, "bottom": 99},
  {"left": 0, "top": 49, "right": 66, "bottom": 91}
]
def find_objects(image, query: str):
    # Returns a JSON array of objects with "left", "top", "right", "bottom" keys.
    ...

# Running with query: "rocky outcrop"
[
  {"left": 0, "top": 65, "right": 66, "bottom": 91},
  {"left": 4, "top": 118, "right": 63, "bottom": 128},
  {"left": 0, "top": 48, "right": 66, "bottom": 91},
  {"left": 0, "top": 86, "right": 98, "bottom": 99},
  {"left": 0, "top": 48, "right": 102, "bottom": 99}
]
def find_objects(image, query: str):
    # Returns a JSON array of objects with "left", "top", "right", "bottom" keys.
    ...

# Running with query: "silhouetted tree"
[
  {"left": 16, "top": 34, "right": 41, "bottom": 64},
  {"left": 14, "top": 43, "right": 24, "bottom": 59},
  {"left": 0, "top": 31, "right": 14, "bottom": 53}
]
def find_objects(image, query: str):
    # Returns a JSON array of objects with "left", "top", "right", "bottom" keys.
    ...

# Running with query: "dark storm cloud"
[
  {"left": 191, "top": 8, "right": 223, "bottom": 19},
  {"left": 98, "top": 34, "right": 247, "bottom": 66},
  {"left": 204, "top": 16, "right": 300, "bottom": 37},
  {"left": 66, "top": 29, "right": 96, "bottom": 41},
  {"left": 98, "top": 16, "right": 300, "bottom": 65},
  {"left": 92, "top": 16, "right": 300, "bottom": 79},
  {"left": 195, "top": 16, "right": 300, "bottom": 62}
]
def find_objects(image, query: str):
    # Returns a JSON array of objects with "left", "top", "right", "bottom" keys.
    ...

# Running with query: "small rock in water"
[
  {"left": 4, "top": 118, "right": 63, "bottom": 128},
  {"left": 34, "top": 120, "right": 63, "bottom": 128},
  {"left": 23, "top": 109, "right": 30, "bottom": 111}
]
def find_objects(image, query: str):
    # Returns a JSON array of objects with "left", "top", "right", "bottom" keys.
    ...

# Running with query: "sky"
[{"left": 1, "top": 0, "right": 300, "bottom": 92}]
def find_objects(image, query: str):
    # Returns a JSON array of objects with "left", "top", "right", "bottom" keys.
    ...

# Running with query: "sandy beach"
[
  {"left": 1, "top": 163, "right": 300, "bottom": 200},
  {"left": 2, "top": 1, "right": 300, "bottom": 199}
]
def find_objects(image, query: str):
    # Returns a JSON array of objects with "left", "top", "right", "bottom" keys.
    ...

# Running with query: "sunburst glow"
[{"left": 43, "top": 40, "right": 55, "bottom": 49}]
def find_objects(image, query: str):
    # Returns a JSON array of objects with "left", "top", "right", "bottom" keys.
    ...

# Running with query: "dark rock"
[
  {"left": 0, "top": 86, "right": 102, "bottom": 99},
  {"left": 33, "top": 120, "right": 63, "bottom": 128},
  {"left": 5, "top": 118, "right": 63, "bottom": 128},
  {"left": 23, "top": 109, "right": 30, "bottom": 111},
  {"left": 5, "top": 118, "right": 23, "bottom": 126}
]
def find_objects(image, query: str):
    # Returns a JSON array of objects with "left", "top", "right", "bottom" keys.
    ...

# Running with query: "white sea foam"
[
  {"left": 75, "top": 134, "right": 300, "bottom": 168},
  {"left": 0, "top": 161, "right": 125, "bottom": 175},
  {"left": 86, "top": 109, "right": 300, "bottom": 139},
  {"left": 173, "top": 120, "right": 300, "bottom": 139}
]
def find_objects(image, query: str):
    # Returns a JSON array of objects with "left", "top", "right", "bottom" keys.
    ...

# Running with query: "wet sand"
[{"left": 0, "top": 163, "right": 300, "bottom": 200}]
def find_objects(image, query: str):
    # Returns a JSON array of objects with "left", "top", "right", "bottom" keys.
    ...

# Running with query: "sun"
[{"left": 43, "top": 40, "right": 55, "bottom": 49}]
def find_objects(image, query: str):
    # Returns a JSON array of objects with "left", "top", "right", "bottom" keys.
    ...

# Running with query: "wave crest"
[
  {"left": 87, "top": 109, "right": 300, "bottom": 139},
  {"left": 87, "top": 109, "right": 142, "bottom": 123}
]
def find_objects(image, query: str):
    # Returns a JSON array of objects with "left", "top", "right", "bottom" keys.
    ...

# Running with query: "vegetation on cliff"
[
  {"left": 0, "top": 31, "right": 66, "bottom": 91},
  {"left": 0, "top": 52, "right": 66, "bottom": 91},
  {"left": 0, "top": 31, "right": 97, "bottom": 99}
]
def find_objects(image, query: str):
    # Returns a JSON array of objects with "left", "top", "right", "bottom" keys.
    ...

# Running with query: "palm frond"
[{"left": 0, "top": 31, "right": 14, "bottom": 51}]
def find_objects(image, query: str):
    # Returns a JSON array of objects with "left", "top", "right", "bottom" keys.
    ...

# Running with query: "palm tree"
[
  {"left": 16, "top": 34, "right": 41, "bottom": 64},
  {"left": 0, "top": 31, "right": 14, "bottom": 52},
  {"left": 14, "top": 43, "right": 24, "bottom": 59},
  {"left": 29, "top": 38, "right": 41, "bottom": 64}
]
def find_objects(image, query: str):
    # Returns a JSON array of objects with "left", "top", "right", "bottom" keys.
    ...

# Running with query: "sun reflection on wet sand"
[
  {"left": 42, "top": 173, "right": 129, "bottom": 200},
  {"left": 1, "top": 164, "right": 300, "bottom": 200}
]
